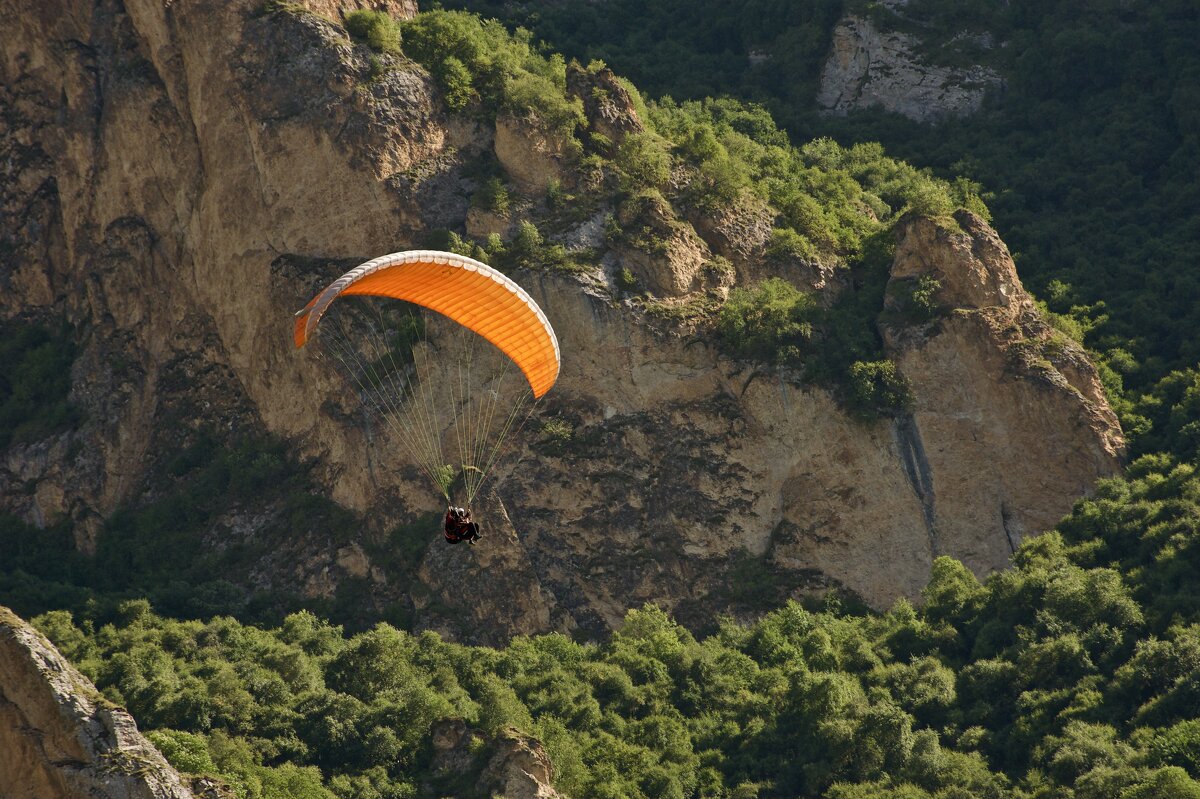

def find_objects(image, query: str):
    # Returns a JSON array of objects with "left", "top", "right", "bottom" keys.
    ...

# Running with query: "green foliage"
[
  {"left": 767, "top": 227, "right": 819, "bottom": 262},
  {"left": 437, "top": 0, "right": 846, "bottom": 123},
  {"left": 472, "top": 176, "right": 511, "bottom": 214},
  {"left": 845, "top": 360, "right": 914, "bottom": 420},
  {"left": 481, "top": 219, "right": 595, "bottom": 275},
  {"left": 363, "top": 54, "right": 385, "bottom": 82},
  {"left": 534, "top": 418, "right": 573, "bottom": 454},
  {"left": 438, "top": 56, "right": 474, "bottom": 111},
  {"left": 614, "top": 267, "right": 640, "bottom": 294},
  {"left": 344, "top": 10, "right": 401, "bottom": 55},
  {"left": 898, "top": 275, "right": 943, "bottom": 323},
  {"left": 710, "top": 233, "right": 904, "bottom": 418},
  {"left": 613, "top": 132, "right": 672, "bottom": 193},
  {"left": 22, "top": 448, "right": 1200, "bottom": 799},
  {"left": 903, "top": 183, "right": 956, "bottom": 219},
  {"left": 399, "top": 11, "right": 584, "bottom": 138},
  {"left": 0, "top": 322, "right": 82, "bottom": 450},
  {"left": 1148, "top": 719, "right": 1200, "bottom": 776},
  {"left": 1123, "top": 767, "right": 1200, "bottom": 799},
  {"left": 10, "top": 5, "right": 1200, "bottom": 799},
  {"left": 717, "top": 278, "right": 815, "bottom": 366},
  {"left": 147, "top": 729, "right": 218, "bottom": 775},
  {"left": 511, "top": 219, "right": 542, "bottom": 258},
  {"left": 650, "top": 99, "right": 956, "bottom": 263},
  {"left": 545, "top": 179, "right": 568, "bottom": 209}
]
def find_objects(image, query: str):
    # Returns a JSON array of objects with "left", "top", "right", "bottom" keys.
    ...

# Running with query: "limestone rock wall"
[
  {"left": 817, "top": 14, "right": 1002, "bottom": 122},
  {"left": 879, "top": 212, "right": 1123, "bottom": 577},
  {"left": 0, "top": 607, "right": 194, "bottom": 799}
]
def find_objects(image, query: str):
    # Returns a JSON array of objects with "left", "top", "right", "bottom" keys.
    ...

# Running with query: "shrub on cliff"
[
  {"left": 650, "top": 99, "right": 967, "bottom": 265},
  {"left": 0, "top": 323, "right": 82, "bottom": 450},
  {"left": 471, "top": 176, "right": 511, "bottom": 215},
  {"left": 344, "top": 10, "right": 401, "bottom": 54},
  {"left": 399, "top": 10, "right": 583, "bottom": 138},
  {"left": 614, "top": 131, "right": 672, "bottom": 193},
  {"left": 717, "top": 278, "right": 816, "bottom": 366},
  {"left": 845, "top": 360, "right": 914, "bottom": 419}
]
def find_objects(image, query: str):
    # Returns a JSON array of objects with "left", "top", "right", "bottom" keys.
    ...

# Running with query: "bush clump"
[
  {"left": 717, "top": 278, "right": 816, "bottom": 366},
  {"left": 400, "top": 10, "right": 584, "bottom": 138},
  {"left": 344, "top": 10, "right": 401, "bottom": 54},
  {"left": 892, "top": 274, "right": 943, "bottom": 323},
  {"left": 472, "top": 176, "right": 511, "bottom": 215},
  {"left": 845, "top": 359, "right": 914, "bottom": 419},
  {"left": 0, "top": 322, "right": 81, "bottom": 449}
]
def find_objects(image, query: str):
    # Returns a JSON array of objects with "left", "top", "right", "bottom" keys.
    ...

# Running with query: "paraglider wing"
[{"left": 294, "top": 250, "right": 560, "bottom": 398}]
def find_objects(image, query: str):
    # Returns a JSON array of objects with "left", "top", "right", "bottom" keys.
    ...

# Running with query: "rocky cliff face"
[
  {"left": 817, "top": 12, "right": 1002, "bottom": 122},
  {"left": 0, "top": 606, "right": 195, "bottom": 799},
  {"left": 878, "top": 211, "right": 1123, "bottom": 578},
  {"left": 1, "top": 0, "right": 1121, "bottom": 642}
]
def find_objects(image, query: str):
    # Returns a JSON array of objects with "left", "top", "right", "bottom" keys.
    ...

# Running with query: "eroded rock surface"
[
  {"left": 0, "top": 607, "right": 194, "bottom": 799},
  {"left": 818, "top": 14, "right": 1002, "bottom": 122},
  {"left": 566, "top": 62, "right": 645, "bottom": 149}
]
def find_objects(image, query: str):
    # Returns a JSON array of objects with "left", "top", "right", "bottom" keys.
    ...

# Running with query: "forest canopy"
[{"left": 35, "top": 456, "right": 1200, "bottom": 799}]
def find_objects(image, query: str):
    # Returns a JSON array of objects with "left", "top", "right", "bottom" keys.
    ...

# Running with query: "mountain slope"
[{"left": 1, "top": 0, "right": 1119, "bottom": 640}]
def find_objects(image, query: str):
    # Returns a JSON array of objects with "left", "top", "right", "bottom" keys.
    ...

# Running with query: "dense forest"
[{"left": 4, "top": 0, "right": 1200, "bottom": 797}]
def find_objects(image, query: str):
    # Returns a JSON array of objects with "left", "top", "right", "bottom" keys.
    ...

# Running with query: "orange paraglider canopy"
[{"left": 294, "top": 251, "right": 559, "bottom": 398}]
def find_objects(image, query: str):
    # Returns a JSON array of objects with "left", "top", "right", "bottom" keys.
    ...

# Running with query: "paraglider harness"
[{"left": 444, "top": 506, "right": 481, "bottom": 545}]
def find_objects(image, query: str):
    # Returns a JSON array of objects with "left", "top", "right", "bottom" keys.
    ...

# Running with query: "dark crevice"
[
  {"left": 1000, "top": 501, "right": 1018, "bottom": 554},
  {"left": 894, "top": 414, "right": 940, "bottom": 558}
]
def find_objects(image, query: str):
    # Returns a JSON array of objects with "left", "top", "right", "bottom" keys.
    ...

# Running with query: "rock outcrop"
[
  {"left": 494, "top": 113, "right": 577, "bottom": 194},
  {"left": 429, "top": 718, "right": 563, "bottom": 799},
  {"left": 566, "top": 62, "right": 645, "bottom": 150},
  {"left": 501, "top": 224, "right": 1121, "bottom": 624},
  {"left": 0, "top": 606, "right": 194, "bottom": 799},
  {"left": 878, "top": 211, "right": 1123, "bottom": 577},
  {"left": 615, "top": 192, "right": 716, "bottom": 297},
  {"left": 0, "top": 0, "right": 1122, "bottom": 641},
  {"left": 817, "top": 14, "right": 1002, "bottom": 122}
]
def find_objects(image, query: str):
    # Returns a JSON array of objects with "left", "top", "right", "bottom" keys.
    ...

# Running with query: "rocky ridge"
[
  {"left": 0, "top": 606, "right": 195, "bottom": 799},
  {"left": 0, "top": 0, "right": 1122, "bottom": 643}
]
